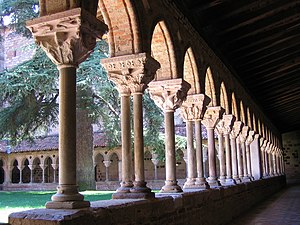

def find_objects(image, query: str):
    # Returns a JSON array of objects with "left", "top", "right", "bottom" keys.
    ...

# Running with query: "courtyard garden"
[{"left": 0, "top": 191, "right": 114, "bottom": 223}]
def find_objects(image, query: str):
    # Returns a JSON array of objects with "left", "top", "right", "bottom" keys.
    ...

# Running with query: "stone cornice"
[
  {"left": 101, "top": 53, "right": 160, "bottom": 95},
  {"left": 180, "top": 94, "right": 210, "bottom": 121},
  {"left": 148, "top": 78, "right": 191, "bottom": 112},
  {"left": 201, "top": 106, "right": 225, "bottom": 129},
  {"left": 26, "top": 8, "right": 108, "bottom": 67}
]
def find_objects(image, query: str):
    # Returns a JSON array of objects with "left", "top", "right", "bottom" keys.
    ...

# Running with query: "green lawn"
[{"left": 0, "top": 191, "right": 114, "bottom": 223}]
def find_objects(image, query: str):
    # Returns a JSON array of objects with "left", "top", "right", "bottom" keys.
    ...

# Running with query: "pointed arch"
[
  {"left": 253, "top": 113, "right": 257, "bottom": 132},
  {"left": 183, "top": 47, "right": 200, "bottom": 94},
  {"left": 205, "top": 67, "right": 216, "bottom": 106},
  {"left": 151, "top": 21, "right": 177, "bottom": 80},
  {"left": 220, "top": 82, "right": 229, "bottom": 114},
  {"left": 247, "top": 108, "right": 252, "bottom": 129},
  {"left": 258, "top": 119, "right": 262, "bottom": 136},
  {"left": 231, "top": 92, "right": 239, "bottom": 120},
  {"left": 240, "top": 101, "right": 246, "bottom": 124}
]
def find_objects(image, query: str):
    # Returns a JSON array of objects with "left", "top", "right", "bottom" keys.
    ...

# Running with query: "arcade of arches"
[{"left": 6, "top": 0, "right": 293, "bottom": 225}]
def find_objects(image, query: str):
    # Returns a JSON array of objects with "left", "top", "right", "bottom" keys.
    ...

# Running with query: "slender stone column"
[
  {"left": 215, "top": 121, "right": 226, "bottom": 185},
  {"left": 102, "top": 53, "right": 160, "bottom": 198},
  {"left": 27, "top": 8, "right": 108, "bottom": 209},
  {"left": 246, "top": 130, "right": 255, "bottom": 180},
  {"left": 28, "top": 164, "right": 34, "bottom": 183},
  {"left": 18, "top": 166, "right": 24, "bottom": 184},
  {"left": 103, "top": 160, "right": 111, "bottom": 182},
  {"left": 201, "top": 106, "right": 225, "bottom": 188},
  {"left": 275, "top": 151, "right": 280, "bottom": 176},
  {"left": 230, "top": 121, "right": 243, "bottom": 183},
  {"left": 180, "top": 94, "right": 210, "bottom": 189},
  {"left": 222, "top": 115, "right": 236, "bottom": 185},
  {"left": 51, "top": 164, "right": 58, "bottom": 183},
  {"left": 239, "top": 126, "right": 251, "bottom": 182},
  {"left": 236, "top": 136, "right": 243, "bottom": 180},
  {"left": 260, "top": 139, "right": 267, "bottom": 178},
  {"left": 6, "top": 165, "right": 12, "bottom": 184},
  {"left": 151, "top": 156, "right": 159, "bottom": 180},
  {"left": 268, "top": 149, "right": 274, "bottom": 176},
  {"left": 149, "top": 78, "right": 190, "bottom": 192},
  {"left": 40, "top": 164, "right": 46, "bottom": 183},
  {"left": 265, "top": 143, "right": 270, "bottom": 177}
]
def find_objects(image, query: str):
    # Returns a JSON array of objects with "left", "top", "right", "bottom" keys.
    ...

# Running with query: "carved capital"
[
  {"left": 148, "top": 78, "right": 191, "bottom": 112},
  {"left": 101, "top": 53, "right": 160, "bottom": 95},
  {"left": 218, "top": 114, "right": 236, "bottom": 135},
  {"left": 180, "top": 94, "right": 210, "bottom": 121},
  {"left": 239, "top": 126, "right": 250, "bottom": 143},
  {"left": 103, "top": 160, "right": 111, "bottom": 168},
  {"left": 27, "top": 8, "right": 108, "bottom": 67},
  {"left": 230, "top": 121, "right": 244, "bottom": 139},
  {"left": 246, "top": 130, "right": 255, "bottom": 145},
  {"left": 201, "top": 106, "right": 225, "bottom": 129}
]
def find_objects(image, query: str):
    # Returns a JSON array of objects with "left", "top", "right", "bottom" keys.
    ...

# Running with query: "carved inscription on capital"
[
  {"left": 201, "top": 106, "right": 225, "bottom": 129},
  {"left": 148, "top": 78, "right": 191, "bottom": 111},
  {"left": 26, "top": 8, "right": 108, "bottom": 67},
  {"left": 101, "top": 53, "right": 160, "bottom": 95},
  {"left": 180, "top": 94, "right": 210, "bottom": 121}
]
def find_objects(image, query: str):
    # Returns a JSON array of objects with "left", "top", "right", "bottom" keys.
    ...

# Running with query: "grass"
[{"left": 0, "top": 190, "right": 114, "bottom": 223}]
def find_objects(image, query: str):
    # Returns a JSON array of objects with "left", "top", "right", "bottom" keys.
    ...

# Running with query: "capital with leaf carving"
[
  {"left": 239, "top": 126, "right": 250, "bottom": 143},
  {"left": 230, "top": 121, "right": 243, "bottom": 139},
  {"left": 180, "top": 94, "right": 210, "bottom": 121},
  {"left": 216, "top": 114, "right": 236, "bottom": 135},
  {"left": 101, "top": 53, "right": 160, "bottom": 95},
  {"left": 246, "top": 130, "right": 255, "bottom": 145},
  {"left": 201, "top": 106, "right": 225, "bottom": 129},
  {"left": 26, "top": 8, "right": 108, "bottom": 67},
  {"left": 148, "top": 78, "right": 191, "bottom": 112}
]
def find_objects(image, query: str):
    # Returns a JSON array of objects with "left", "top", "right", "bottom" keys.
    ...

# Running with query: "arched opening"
[
  {"left": 151, "top": 21, "right": 176, "bottom": 80},
  {"left": 240, "top": 101, "right": 246, "bottom": 124},
  {"left": 12, "top": 159, "right": 20, "bottom": 183},
  {"left": 176, "top": 150, "right": 186, "bottom": 179},
  {"left": 0, "top": 159, "right": 4, "bottom": 184},
  {"left": 44, "top": 157, "right": 54, "bottom": 183},
  {"left": 183, "top": 47, "right": 200, "bottom": 94},
  {"left": 32, "top": 158, "right": 42, "bottom": 183},
  {"left": 247, "top": 108, "right": 253, "bottom": 129},
  {"left": 22, "top": 159, "right": 31, "bottom": 183},
  {"left": 205, "top": 67, "right": 216, "bottom": 106},
  {"left": 95, "top": 154, "right": 105, "bottom": 181},
  {"left": 231, "top": 93, "right": 239, "bottom": 120},
  {"left": 144, "top": 151, "right": 154, "bottom": 180},
  {"left": 109, "top": 153, "right": 119, "bottom": 181},
  {"left": 220, "top": 82, "right": 229, "bottom": 114}
]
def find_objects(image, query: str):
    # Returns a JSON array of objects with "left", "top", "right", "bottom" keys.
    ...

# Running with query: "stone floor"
[{"left": 228, "top": 183, "right": 300, "bottom": 225}]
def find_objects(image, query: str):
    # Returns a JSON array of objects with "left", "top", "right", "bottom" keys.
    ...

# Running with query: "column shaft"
[
  {"left": 236, "top": 140, "right": 243, "bottom": 179},
  {"left": 231, "top": 137, "right": 240, "bottom": 183},
  {"left": 246, "top": 144, "right": 253, "bottom": 179},
  {"left": 218, "top": 133, "right": 226, "bottom": 183},
  {"left": 184, "top": 121, "right": 196, "bottom": 188},
  {"left": 206, "top": 128, "right": 220, "bottom": 187}
]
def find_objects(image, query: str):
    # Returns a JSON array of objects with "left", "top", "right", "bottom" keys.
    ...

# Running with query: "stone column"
[
  {"left": 149, "top": 78, "right": 190, "bottom": 192},
  {"left": 180, "top": 94, "right": 210, "bottom": 189},
  {"left": 246, "top": 130, "right": 255, "bottom": 180},
  {"left": 103, "top": 160, "right": 111, "bottom": 182},
  {"left": 118, "top": 160, "right": 122, "bottom": 181},
  {"left": 40, "top": 164, "right": 46, "bottom": 183},
  {"left": 236, "top": 135, "right": 243, "bottom": 180},
  {"left": 230, "top": 121, "right": 243, "bottom": 183},
  {"left": 6, "top": 165, "right": 12, "bottom": 184},
  {"left": 27, "top": 8, "right": 107, "bottom": 209},
  {"left": 102, "top": 53, "right": 160, "bottom": 198},
  {"left": 201, "top": 106, "right": 224, "bottom": 188},
  {"left": 18, "top": 165, "right": 24, "bottom": 184},
  {"left": 215, "top": 121, "right": 226, "bottom": 185},
  {"left": 222, "top": 115, "right": 236, "bottom": 186},
  {"left": 275, "top": 151, "right": 280, "bottom": 176},
  {"left": 239, "top": 126, "right": 251, "bottom": 182},
  {"left": 151, "top": 157, "right": 160, "bottom": 180},
  {"left": 265, "top": 143, "right": 270, "bottom": 177},
  {"left": 260, "top": 139, "right": 267, "bottom": 178},
  {"left": 28, "top": 164, "right": 34, "bottom": 183},
  {"left": 51, "top": 164, "right": 58, "bottom": 183}
]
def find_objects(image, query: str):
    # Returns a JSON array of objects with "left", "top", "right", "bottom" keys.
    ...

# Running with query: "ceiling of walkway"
[{"left": 173, "top": 0, "right": 300, "bottom": 134}]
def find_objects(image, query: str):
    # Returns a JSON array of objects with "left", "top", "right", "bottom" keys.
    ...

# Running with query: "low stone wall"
[
  {"left": 9, "top": 176, "right": 286, "bottom": 225},
  {"left": 2, "top": 183, "right": 57, "bottom": 191}
]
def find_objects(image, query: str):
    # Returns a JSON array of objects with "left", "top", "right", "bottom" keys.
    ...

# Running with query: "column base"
[
  {"left": 160, "top": 180, "right": 183, "bottom": 193},
  {"left": 242, "top": 176, "right": 252, "bottom": 182},
  {"left": 219, "top": 176, "right": 226, "bottom": 186},
  {"left": 115, "top": 181, "right": 134, "bottom": 193},
  {"left": 112, "top": 192, "right": 155, "bottom": 199},
  {"left": 224, "top": 178, "right": 236, "bottom": 186},
  {"left": 206, "top": 177, "right": 221, "bottom": 188},
  {"left": 183, "top": 178, "right": 196, "bottom": 189},
  {"left": 45, "top": 200, "right": 90, "bottom": 209},
  {"left": 130, "top": 181, "right": 152, "bottom": 193},
  {"left": 194, "top": 177, "right": 210, "bottom": 189},
  {"left": 233, "top": 176, "right": 242, "bottom": 184},
  {"left": 51, "top": 184, "right": 84, "bottom": 202}
]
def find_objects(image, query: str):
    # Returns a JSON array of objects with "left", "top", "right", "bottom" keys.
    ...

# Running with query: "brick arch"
[
  {"left": 205, "top": 67, "right": 216, "bottom": 106},
  {"left": 240, "top": 100, "right": 246, "bottom": 124},
  {"left": 98, "top": 0, "right": 141, "bottom": 57},
  {"left": 183, "top": 47, "right": 200, "bottom": 94},
  {"left": 220, "top": 82, "right": 229, "bottom": 114},
  {"left": 151, "top": 20, "right": 177, "bottom": 80},
  {"left": 231, "top": 92, "right": 239, "bottom": 120}
]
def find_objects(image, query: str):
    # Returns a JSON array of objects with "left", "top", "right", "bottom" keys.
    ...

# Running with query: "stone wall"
[
  {"left": 9, "top": 176, "right": 286, "bottom": 225},
  {"left": 282, "top": 130, "right": 300, "bottom": 184}
]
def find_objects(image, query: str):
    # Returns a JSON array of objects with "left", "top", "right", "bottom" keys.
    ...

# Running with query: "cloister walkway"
[{"left": 228, "top": 183, "right": 300, "bottom": 225}]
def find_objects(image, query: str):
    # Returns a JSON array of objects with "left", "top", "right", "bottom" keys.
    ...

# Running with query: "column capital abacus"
[
  {"left": 103, "top": 160, "right": 112, "bottom": 168},
  {"left": 148, "top": 78, "right": 191, "bottom": 112},
  {"left": 230, "top": 121, "right": 243, "bottom": 139},
  {"left": 26, "top": 8, "right": 108, "bottom": 67},
  {"left": 201, "top": 106, "right": 225, "bottom": 129},
  {"left": 102, "top": 53, "right": 160, "bottom": 95},
  {"left": 246, "top": 130, "right": 255, "bottom": 145},
  {"left": 180, "top": 94, "right": 210, "bottom": 121},
  {"left": 239, "top": 126, "right": 250, "bottom": 143}
]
